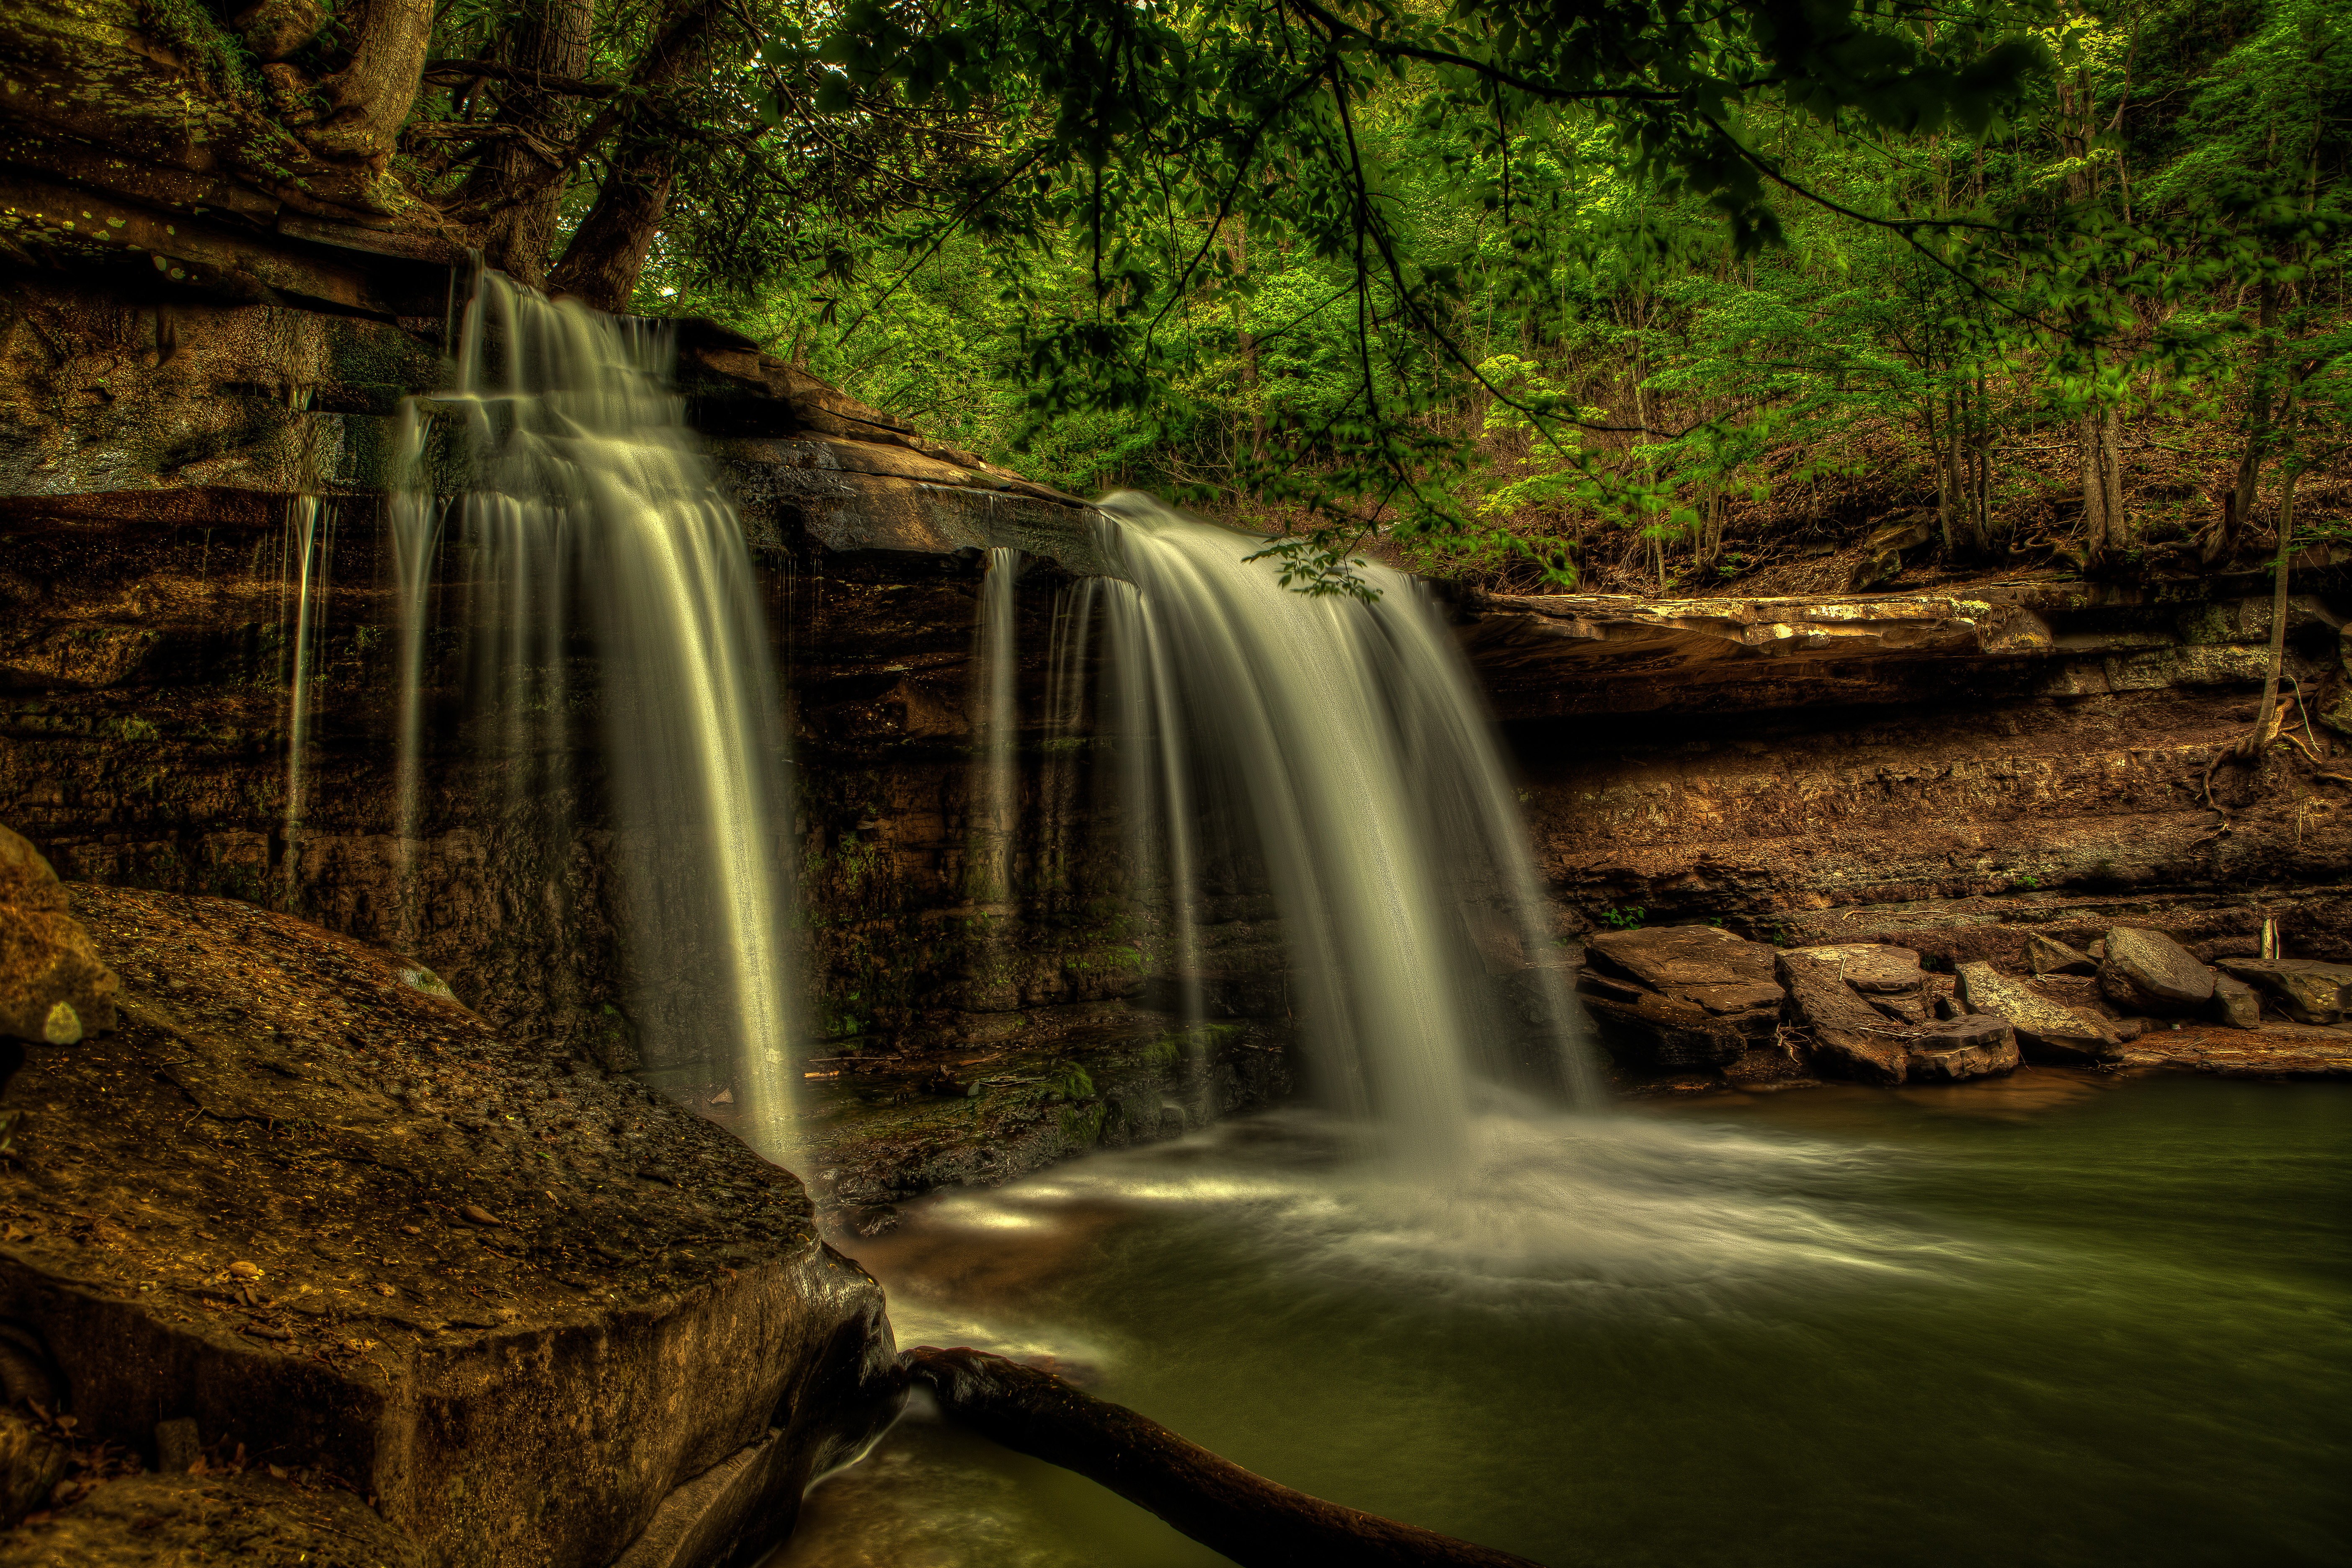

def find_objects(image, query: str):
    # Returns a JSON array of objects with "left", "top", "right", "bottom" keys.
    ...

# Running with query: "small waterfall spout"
[
  {"left": 279, "top": 495, "right": 333, "bottom": 900},
  {"left": 1096, "top": 494, "right": 1597, "bottom": 1171},
  {"left": 970, "top": 547, "right": 1022, "bottom": 908},
  {"left": 390, "top": 273, "right": 803, "bottom": 1159}
]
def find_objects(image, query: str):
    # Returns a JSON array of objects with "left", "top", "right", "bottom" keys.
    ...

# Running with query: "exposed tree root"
[
  {"left": 2202, "top": 677, "right": 2339, "bottom": 820},
  {"left": 903, "top": 1346, "right": 1546, "bottom": 1568}
]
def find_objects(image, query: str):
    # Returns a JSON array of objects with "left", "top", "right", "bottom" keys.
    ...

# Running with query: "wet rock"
[
  {"left": 1906, "top": 1014, "right": 2020, "bottom": 1081},
  {"left": 1779, "top": 951, "right": 2016, "bottom": 1083},
  {"left": 1786, "top": 944, "right": 1929, "bottom": 1026},
  {"left": 2215, "top": 958, "right": 2352, "bottom": 1025},
  {"left": 1954, "top": 962, "right": 2122, "bottom": 1064},
  {"left": 2024, "top": 934, "right": 2097, "bottom": 976},
  {"left": 0, "top": 826, "right": 117, "bottom": 1052},
  {"left": 2099, "top": 927, "right": 2215, "bottom": 1015}
]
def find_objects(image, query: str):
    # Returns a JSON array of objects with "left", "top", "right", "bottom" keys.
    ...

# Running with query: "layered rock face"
[{"left": 1478, "top": 583, "right": 2352, "bottom": 939}]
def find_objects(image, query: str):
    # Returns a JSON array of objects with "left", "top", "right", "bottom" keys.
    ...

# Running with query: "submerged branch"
[{"left": 904, "top": 1346, "right": 1547, "bottom": 1568}]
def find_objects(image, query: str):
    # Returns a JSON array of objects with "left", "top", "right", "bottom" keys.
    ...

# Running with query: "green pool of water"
[{"left": 776, "top": 1071, "right": 2349, "bottom": 1567}]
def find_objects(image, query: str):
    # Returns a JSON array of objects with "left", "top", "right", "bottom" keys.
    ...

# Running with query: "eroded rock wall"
[{"left": 1460, "top": 583, "right": 2352, "bottom": 953}]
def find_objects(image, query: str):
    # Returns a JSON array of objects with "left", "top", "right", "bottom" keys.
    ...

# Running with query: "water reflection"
[{"left": 776, "top": 1076, "right": 2351, "bottom": 1568}]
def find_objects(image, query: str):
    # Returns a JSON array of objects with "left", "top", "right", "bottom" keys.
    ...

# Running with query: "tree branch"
[{"left": 907, "top": 1347, "right": 1546, "bottom": 1568}]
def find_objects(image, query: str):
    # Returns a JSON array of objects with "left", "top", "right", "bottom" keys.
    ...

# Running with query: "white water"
[
  {"left": 1093, "top": 495, "right": 1599, "bottom": 1170},
  {"left": 389, "top": 272, "right": 801, "bottom": 1158}
]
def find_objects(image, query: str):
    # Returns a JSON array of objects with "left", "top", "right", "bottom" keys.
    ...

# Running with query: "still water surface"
[{"left": 775, "top": 1073, "right": 2349, "bottom": 1567}]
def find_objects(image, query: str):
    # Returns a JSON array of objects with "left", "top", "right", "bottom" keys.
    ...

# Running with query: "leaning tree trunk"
[
  {"left": 463, "top": 0, "right": 596, "bottom": 284},
  {"left": 542, "top": 0, "right": 728, "bottom": 310},
  {"left": 308, "top": 0, "right": 438, "bottom": 164},
  {"left": 545, "top": 145, "right": 677, "bottom": 311},
  {"left": 906, "top": 1346, "right": 1545, "bottom": 1568}
]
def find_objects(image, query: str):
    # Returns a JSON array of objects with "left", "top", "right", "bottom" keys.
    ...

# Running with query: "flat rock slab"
[
  {"left": 2099, "top": 927, "right": 2214, "bottom": 1015},
  {"left": 1586, "top": 926, "right": 1777, "bottom": 993},
  {"left": 2117, "top": 1020, "right": 2352, "bottom": 1077},
  {"left": 1784, "top": 944, "right": 1926, "bottom": 995},
  {"left": 0, "top": 887, "right": 898, "bottom": 1568}
]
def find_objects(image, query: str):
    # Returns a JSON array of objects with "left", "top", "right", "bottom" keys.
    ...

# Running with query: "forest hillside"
[{"left": 4, "top": 0, "right": 2343, "bottom": 597}]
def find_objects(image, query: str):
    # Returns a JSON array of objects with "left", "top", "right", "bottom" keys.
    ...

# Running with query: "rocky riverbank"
[{"left": 0, "top": 828, "right": 900, "bottom": 1566}]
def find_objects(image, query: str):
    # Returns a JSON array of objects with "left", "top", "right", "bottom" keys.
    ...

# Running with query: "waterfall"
[
  {"left": 1094, "top": 493, "right": 1597, "bottom": 1169},
  {"left": 971, "top": 547, "right": 1022, "bottom": 910},
  {"left": 280, "top": 494, "right": 333, "bottom": 901},
  {"left": 1099, "top": 580, "right": 1205, "bottom": 1040},
  {"left": 389, "top": 272, "right": 802, "bottom": 1160}
]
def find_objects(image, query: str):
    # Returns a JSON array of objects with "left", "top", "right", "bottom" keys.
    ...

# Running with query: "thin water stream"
[{"left": 778, "top": 1074, "right": 2349, "bottom": 1567}]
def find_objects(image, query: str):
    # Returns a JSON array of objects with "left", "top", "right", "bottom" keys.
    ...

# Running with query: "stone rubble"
[{"left": 1576, "top": 907, "right": 2352, "bottom": 1087}]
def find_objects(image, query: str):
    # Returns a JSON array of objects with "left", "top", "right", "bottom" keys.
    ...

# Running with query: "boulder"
[
  {"left": 2215, "top": 958, "right": 2352, "bottom": 1025},
  {"left": 2209, "top": 972, "right": 2262, "bottom": 1031},
  {"left": 2023, "top": 933, "right": 2097, "bottom": 976},
  {"left": 2099, "top": 927, "right": 2215, "bottom": 1015},
  {"left": 1907, "top": 1014, "right": 2021, "bottom": 1081},
  {"left": 1955, "top": 961, "right": 2123, "bottom": 1064},
  {"left": 1, "top": 885, "right": 900, "bottom": 1568},
  {"left": 0, "top": 827, "right": 117, "bottom": 1049}
]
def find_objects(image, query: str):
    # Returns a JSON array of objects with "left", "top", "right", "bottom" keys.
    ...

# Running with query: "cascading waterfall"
[
  {"left": 1094, "top": 493, "right": 1598, "bottom": 1170},
  {"left": 1099, "top": 579, "right": 1206, "bottom": 1038},
  {"left": 389, "top": 272, "right": 802, "bottom": 1159},
  {"left": 1039, "top": 578, "right": 1103, "bottom": 904}
]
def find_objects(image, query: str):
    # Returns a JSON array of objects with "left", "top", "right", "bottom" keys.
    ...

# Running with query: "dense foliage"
[{"left": 281, "top": 0, "right": 2352, "bottom": 591}]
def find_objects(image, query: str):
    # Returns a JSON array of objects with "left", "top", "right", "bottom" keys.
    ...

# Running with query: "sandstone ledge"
[
  {"left": 0, "top": 887, "right": 898, "bottom": 1567},
  {"left": 1461, "top": 584, "right": 2345, "bottom": 718}
]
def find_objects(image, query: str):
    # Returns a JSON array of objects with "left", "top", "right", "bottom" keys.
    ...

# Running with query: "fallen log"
[{"left": 903, "top": 1346, "right": 1546, "bottom": 1568}]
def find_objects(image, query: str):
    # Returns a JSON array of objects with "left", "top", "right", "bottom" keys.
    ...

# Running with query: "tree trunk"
[
  {"left": 309, "top": 0, "right": 438, "bottom": 165},
  {"left": 1229, "top": 219, "right": 1264, "bottom": 466},
  {"left": 546, "top": 148, "right": 676, "bottom": 311},
  {"left": 906, "top": 1347, "right": 1545, "bottom": 1568},
  {"left": 542, "top": 0, "right": 729, "bottom": 310},
  {"left": 2077, "top": 366, "right": 2125, "bottom": 564},
  {"left": 2211, "top": 277, "right": 2281, "bottom": 567},
  {"left": 462, "top": 0, "right": 596, "bottom": 285}
]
